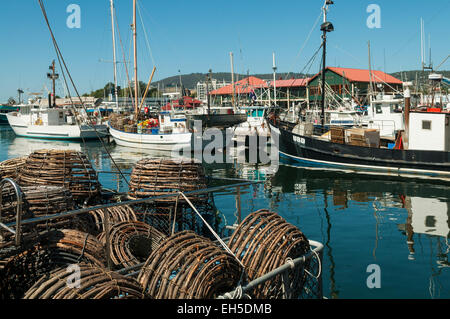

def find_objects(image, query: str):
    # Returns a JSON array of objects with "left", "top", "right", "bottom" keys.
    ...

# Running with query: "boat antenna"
[{"left": 320, "top": 0, "right": 334, "bottom": 127}]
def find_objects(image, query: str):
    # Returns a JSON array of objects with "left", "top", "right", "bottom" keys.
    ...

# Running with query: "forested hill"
[
  {"left": 154, "top": 70, "right": 449, "bottom": 89},
  {"left": 153, "top": 72, "right": 311, "bottom": 89}
]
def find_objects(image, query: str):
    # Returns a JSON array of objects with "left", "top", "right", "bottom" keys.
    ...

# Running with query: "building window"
[{"left": 422, "top": 120, "right": 432, "bottom": 130}]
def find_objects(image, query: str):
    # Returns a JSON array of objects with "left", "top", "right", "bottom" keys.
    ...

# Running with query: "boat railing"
[
  {"left": 217, "top": 239, "right": 323, "bottom": 299},
  {"left": 369, "top": 119, "right": 396, "bottom": 134},
  {"left": 0, "top": 178, "right": 24, "bottom": 246}
]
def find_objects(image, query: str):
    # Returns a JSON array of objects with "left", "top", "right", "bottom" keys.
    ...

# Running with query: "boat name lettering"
[{"left": 293, "top": 136, "right": 305, "bottom": 145}]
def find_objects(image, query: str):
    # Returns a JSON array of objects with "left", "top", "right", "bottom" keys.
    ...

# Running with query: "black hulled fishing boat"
[{"left": 268, "top": 0, "right": 450, "bottom": 182}]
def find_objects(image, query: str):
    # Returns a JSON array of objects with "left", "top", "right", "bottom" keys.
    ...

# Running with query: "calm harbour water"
[{"left": 1, "top": 125, "right": 449, "bottom": 299}]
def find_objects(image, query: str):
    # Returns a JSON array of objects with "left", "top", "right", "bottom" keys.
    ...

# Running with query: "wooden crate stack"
[
  {"left": 330, "top": 126, "right": 346, "bottom": 144},
  {"left": 345, "top": 128, "right": 380, "bottom": 148}
]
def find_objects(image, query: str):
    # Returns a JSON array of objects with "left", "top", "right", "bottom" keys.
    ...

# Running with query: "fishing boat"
[
  {"left": 268, "top": 0, "right": 450, "bottom": 182},
  {"left": 107, "top": 0, "right": 194, "bottom": 152},
  {"left": 0, "top": 105, "right": 20, "bottom": 125},
  {"left": 232, "top": 105, "right": 270, "bottom": 147},
  {"left": 185, "top": 105, "right": 247, "bottom": 129},
  {"left": 6, "top": 104, "right": 108, "bottom": 140},
  {"left": 108, "top": 112, "right": 192, "bottom": 151}
]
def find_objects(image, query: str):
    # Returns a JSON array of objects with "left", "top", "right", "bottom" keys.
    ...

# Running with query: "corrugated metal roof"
[
  {"left": 265, "top": 78, "right": 309, "bottom": 88},
  {"left": 209, "top": 76, "right": 266, "bottom": 95},
  {"left": 309, "top": 67, "right": 403, "bottom": 85}
]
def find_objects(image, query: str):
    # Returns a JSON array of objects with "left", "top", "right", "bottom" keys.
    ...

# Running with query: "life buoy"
[{"left": 149, "top": 118, "right": 159, "bottom": 128}]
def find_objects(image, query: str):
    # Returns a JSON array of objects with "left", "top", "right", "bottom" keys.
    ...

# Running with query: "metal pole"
[
  {"left": 235, "top": 186, "right": 241, "bottom": 224},
  {"left": 273, "top": 52, "right": 277, "bottom": 106},
  {"left": 230, "top": 52, "right": 236, "bottom": 112},
  {"left": 133, "top": 0, "right": 139, "bottom": 117},
  {"left": 110, "top": 0, "right": 119, "bottom": 110},
  {"left": 0, "top": 179, "right": 23, "bottom": 246},
  {"left": 4, "top": 180, "right": 262, "bottom": 228},
  {"left": 103, "top": 208, "right": 112, "bottom": 270},
  {"left": 321, "top": 30, "right": 326, "bottom": 128},
  {"left": 52, "top": 60, "right": 56, "bottom": 107}
]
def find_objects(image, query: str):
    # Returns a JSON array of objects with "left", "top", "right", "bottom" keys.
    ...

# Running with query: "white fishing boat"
[
  {"left": 107, "top": 0, "right": 220, "bottom": 153},
  {"left": 6, "top": 104, "right": 108, "bottom": 140},
  {"left": 363, "top": 94, "right": 405, "bottom": 137},
  {"left": 108, "top": 112, "right": 192, "bottom": 151},
  {"left": 233, "top": 105, "right": 270, "bottom": 146}
]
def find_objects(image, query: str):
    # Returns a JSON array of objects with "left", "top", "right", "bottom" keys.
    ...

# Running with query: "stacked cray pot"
[
  {"left": 127, "top": 158, "right": 216, "bottom": 236},
  {"left": 0, "top": 152, "right": 316, "bottom": 299}
]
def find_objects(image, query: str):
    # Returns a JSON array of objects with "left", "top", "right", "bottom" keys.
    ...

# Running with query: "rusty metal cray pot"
[
  {"left": 0, "top": 156, "right": 27, "bottom": 180},
  {"left": 23, "top": 262, "right": 150, "bottom": 299},
  {"left": 18, "top": 149, "right": 101, "bottom": 202},
  {"left": 138, "top": 230, "right": 243, "bottom": 299},
  {"left": 0, "top": 229, "right": 105, "bottom": 299},
  {"left": 127, "top": 158, "right": 209, "bottom": 204},
  {"left": 98, "top": 220, "right": 166, "bottom": 269},
  {"left": 228, "top": 209, "right": 311, "bottom": 299}
]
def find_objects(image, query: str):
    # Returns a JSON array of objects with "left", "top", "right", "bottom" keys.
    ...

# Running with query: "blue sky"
[{"left": 1, "top": 0, "right": 449, "bottom": 102}]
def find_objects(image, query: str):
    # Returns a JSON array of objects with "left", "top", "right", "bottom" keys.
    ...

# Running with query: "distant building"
[
  {"left": 264, "top": 78, "right": 309, "bottom": 108},
  {"left": 196, "top": 79, "right": 230, "bottom": 103},
  {"left": 208, "top": 76, "right": 309, "bottom": 108},
  {"left": 209, "top": 76, "right": 266, "bottom": 106},
  {"left": 307, "top": 67, "right": 403, "bottom": 106}
]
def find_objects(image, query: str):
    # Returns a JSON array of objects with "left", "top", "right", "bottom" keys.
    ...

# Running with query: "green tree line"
[{"left": 83, "top": 82, "right": 159, "bottom": 99}]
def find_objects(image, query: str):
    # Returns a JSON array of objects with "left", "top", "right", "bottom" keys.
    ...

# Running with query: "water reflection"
[
  {"left": 8, "top": 136, "right": 82, "bottom": 158},
  {"left": 3, "top": 129, "right": 449, "bottom": 298},
  {"left": 266, "top": 165, "right": 450, "bottom": 298}
]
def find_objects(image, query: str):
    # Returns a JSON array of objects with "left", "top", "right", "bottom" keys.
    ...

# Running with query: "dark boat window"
[
  {"left": 375, "top": 104, "right": 382, "bottom": 114},
  {"left": 422, "top": 120, "right": 432, "bottom": 130}
]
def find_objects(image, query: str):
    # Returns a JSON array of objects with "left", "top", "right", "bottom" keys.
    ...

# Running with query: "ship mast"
[
  {"left": 133, "top": 0, "right": 139, "bottom": 118},
  {"left": 110, "top": 0, "right": 119, "bottom": 111},
  {"left": 320, "top": 0, "right": 334, "bottom": 127}
]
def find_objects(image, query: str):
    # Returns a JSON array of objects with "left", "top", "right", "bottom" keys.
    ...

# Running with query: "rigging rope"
[
  {"left": 37, "top": 0, "right": 130, "bottom": 188},
  {"left": 285, "top": 9, "right": 323, "bottom": 81}
]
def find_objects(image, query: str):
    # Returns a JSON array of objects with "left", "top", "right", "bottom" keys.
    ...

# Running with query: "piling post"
[
  {"left": 103, "top": 208, "right": 112, "bottom": 270},
  {"left": 235, "top": 186, "right": 241, "bottom": 224}
]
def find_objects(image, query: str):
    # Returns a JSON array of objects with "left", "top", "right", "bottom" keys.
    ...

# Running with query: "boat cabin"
[
  {"left": 326, "top": 110, "right": 360, "bottom": 127},
  {"left": 366, "top": 95, "right": 404, "bottom": 137},
  {"left": 409, "top": 111, "right": 450, "bottom": 151}
]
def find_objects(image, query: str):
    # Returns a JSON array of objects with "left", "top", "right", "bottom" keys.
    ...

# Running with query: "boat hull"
[
  {"left": 7, "top": 113, "right": 108, "bottom": 140},
  {"left": 108, "top": 123, "right": 192, "bottom": 151},
  {"left": 270, "top": 121, "right": 450, "bottom": 181},
  {"left": 186, "top": 113, "right": 247, "bottom": 129}
]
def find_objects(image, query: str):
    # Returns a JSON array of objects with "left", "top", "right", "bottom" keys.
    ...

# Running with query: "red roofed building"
[
  {"left": 307, "top": 67, "right": 403, "bottom": 105},
  {"left": 162, "top": 96, "right": 202, "bottom": 111},
  {"left": 209, "top": 76, "right": 266, "bottom": 96},
  {"left": 210, "top": 76, "right": 310, "bottom": 107}
]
